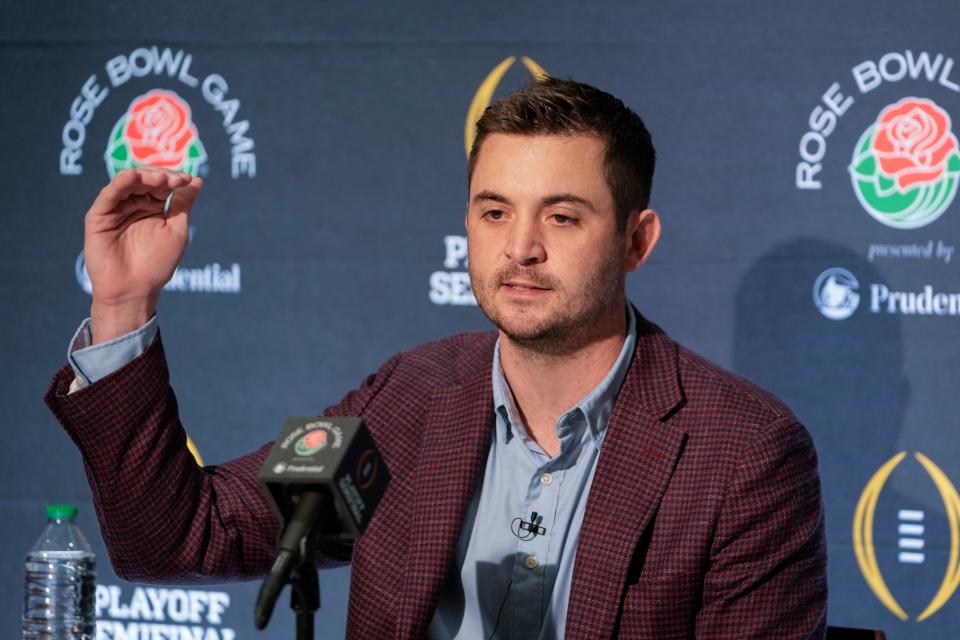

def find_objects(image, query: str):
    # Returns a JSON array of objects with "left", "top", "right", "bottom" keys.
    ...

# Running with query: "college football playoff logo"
[
  {"left": 849, "top": 97, "right": 960, "bottom": 229},
  {"left": 854, "top": 452, "right": 960, "bottom": 621},
  {"left": 464, "top": 56, "right": 548, "bottom": 156}
]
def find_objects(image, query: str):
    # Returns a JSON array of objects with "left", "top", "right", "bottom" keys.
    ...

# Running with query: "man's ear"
[{"left": 623, "top": 209, "right": 660, "bottom": 272}]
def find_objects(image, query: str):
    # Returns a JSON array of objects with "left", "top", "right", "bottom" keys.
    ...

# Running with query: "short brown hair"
[{"left": 468, "top": 77, "right": 656, "bottom": 230}]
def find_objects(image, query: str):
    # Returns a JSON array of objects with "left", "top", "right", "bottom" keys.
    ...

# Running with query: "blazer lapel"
[
  {"left": 565, "top": 316, "right": 687, "bottom": 639},
  {"left": 394, "top": 366, "right": 495, "bottom": 639}
]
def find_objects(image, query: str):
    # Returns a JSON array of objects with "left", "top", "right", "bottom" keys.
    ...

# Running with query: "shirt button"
[
  {"left": 539, "top": 472, "right": 553, "bottom": 485},
  {"left": 525, "top": 555, "right": 539, "bottom": 569}
]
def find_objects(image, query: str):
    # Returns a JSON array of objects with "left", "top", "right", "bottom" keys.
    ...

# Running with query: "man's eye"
[
  {"left": 484, "top": 210, "right": 504, "bottom": 221},
  {"left": 552, "top": 214, "right": 578, "bottom": 225}
]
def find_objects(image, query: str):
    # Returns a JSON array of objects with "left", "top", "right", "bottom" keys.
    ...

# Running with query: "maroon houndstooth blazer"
[{"left": 45, "top": 313, "right": 827, "bottom": 639}]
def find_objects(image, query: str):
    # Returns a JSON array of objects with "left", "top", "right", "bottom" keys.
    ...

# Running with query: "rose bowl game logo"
[
  {"left": 104, "top": 89, "right": 207, "bottom": 177},
  {"left": 849, "top": 97, "right": 960, "bottom": 229},
  {"left": 294, "top": 429, "right": 329, "bottom": 456}
]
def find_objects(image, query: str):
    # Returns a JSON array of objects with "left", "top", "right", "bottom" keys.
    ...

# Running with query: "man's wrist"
[{"left": 90, "top": 299, "right": 156, "bottom": 345}]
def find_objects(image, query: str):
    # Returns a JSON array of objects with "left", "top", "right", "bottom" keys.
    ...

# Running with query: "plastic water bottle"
[{"left": 21, "top": 504, "right": 96, "bottom": 639}]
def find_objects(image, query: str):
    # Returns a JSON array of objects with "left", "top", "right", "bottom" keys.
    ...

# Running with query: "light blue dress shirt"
[
  {"left": 427, "top": 309, "right": 637, "bottom": 640},
  {"left": 66, "top": 316, "right": 159, "bottom": 387},
  {"left": 66, "top": 308, "right": 637, "bottom": 639}
]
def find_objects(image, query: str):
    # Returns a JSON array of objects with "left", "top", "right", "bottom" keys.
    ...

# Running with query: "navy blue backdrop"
[{"left": 3, "top": 2, "right": 959, "bottom": 637}]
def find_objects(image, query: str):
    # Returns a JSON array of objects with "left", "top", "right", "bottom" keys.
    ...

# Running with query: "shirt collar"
[{"left": 491, "top": 304, "right": 638, "bottom": 444}]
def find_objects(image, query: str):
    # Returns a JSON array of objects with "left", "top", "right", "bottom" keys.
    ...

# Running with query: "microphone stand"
[
  {"left": 256, "top": 416, "right": 388, "bottom": 639},
  {"left": 290, "top": 560, "right": 320, "bottom": 640},
  {"left": 255, "top": 490, "right": 330, "bottom": 639}
]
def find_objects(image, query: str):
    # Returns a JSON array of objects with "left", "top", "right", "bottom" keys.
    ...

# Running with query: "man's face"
[{"left": 466, "top": 133, "right": 630, "bottom": 353}]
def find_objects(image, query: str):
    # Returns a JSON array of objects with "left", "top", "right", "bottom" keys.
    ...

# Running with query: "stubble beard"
[{"left": 470, "top": 247, "right": 625, "bottom": 358}]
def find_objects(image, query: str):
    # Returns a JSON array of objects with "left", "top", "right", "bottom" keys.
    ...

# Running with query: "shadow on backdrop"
[
  {"left": 732, "top": 239, "right": 931, "bottom": 625},
  {"left": 733, "top": 239, "right": 907, "bottom": 467}
]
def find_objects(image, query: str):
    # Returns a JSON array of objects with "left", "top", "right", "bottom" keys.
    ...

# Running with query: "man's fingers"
[
  {"left": 94, "top": 169, "right": 138, "bottom": 207},
  {"left": 163, "top": 178, "right": 202, "bottom": 240},
  {"left": 166, "top": 177, "right": 203, "bottom": 217},
  {"left": 113, "top": 193, "right": 167, "bottom": 218},
  {"left": 127, "top": 183, "right": 181, "bottom": 201},
  {"left": 125, "top": 170, "right": 193, "bottom": 201},
  {"left": 89, "top": 168, "right": 194, "bottom": 218},
  {"left": 134, "top": 167, "right": 192, "bottom": 188},
  {"left": 97, "top": 206, "right": 168, "bottom": 233}
]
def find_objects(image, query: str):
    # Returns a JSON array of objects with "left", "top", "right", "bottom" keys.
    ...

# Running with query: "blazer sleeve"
[
  {"left": 695, "top": 417, "right": 828, "bottom": 639},
  {"left": 44, "top": 332, "right": 401, "bottom": 583}
]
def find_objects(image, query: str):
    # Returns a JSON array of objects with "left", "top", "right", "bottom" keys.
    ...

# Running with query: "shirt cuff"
[{"left": 67, "top": 316, "right": 159, "bottom": 391}]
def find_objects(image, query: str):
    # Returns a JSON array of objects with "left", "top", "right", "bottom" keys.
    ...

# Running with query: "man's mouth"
[{"left": 502, "top": 280, "right": 550, "bottom": 292}]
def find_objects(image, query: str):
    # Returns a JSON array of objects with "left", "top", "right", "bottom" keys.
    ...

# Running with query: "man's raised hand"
[{"left": 83, "top": 167, "right": 202, "bottom": 344}]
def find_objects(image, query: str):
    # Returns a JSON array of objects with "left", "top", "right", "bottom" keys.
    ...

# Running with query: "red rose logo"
[
  {"left": 850, "top": 96, "right": 960, "bottom": 228},
  {"left": 303, "top": 430, "right": 328, "bottom": 449},
  {"left": 871, "top": 98, "right": 959, "bottom": 191},
  {"left": 104, "top": 89, "right": 207, "bottom": 178},
  {"left": 294, "top": 428, "right": 330, "bottom": 455},
  {"left": 124, "top": 90, "right": 198, "bottom": 167}
]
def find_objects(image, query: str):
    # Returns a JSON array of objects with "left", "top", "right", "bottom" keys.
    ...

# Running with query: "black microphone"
[
  {"left": 254, "top": 417, "right": 390, "bottom": 630},
  {"left": 512, "top": 511, "right": 547, "bottom": 540}
]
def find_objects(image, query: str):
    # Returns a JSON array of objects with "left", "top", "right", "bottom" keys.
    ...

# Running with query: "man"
[{"left": 46, "top": 78, "right": 827, "bottom": 638}]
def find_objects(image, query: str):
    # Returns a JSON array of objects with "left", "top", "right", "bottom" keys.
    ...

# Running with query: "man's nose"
[{"left": 505, "top": 218, "right": 546, "bottom": 266}]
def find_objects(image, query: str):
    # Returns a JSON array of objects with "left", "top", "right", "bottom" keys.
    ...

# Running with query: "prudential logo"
[
  {"left": 813, "top": 267, "right": 861, "bottom": 320},
  {"left": 813, "top": 267, "right": 960, "bottom": 318}
]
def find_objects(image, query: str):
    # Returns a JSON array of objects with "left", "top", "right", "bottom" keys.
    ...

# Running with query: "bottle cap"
[{"left": 46, "top": 504, "right": 78, "bottom": 520}]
